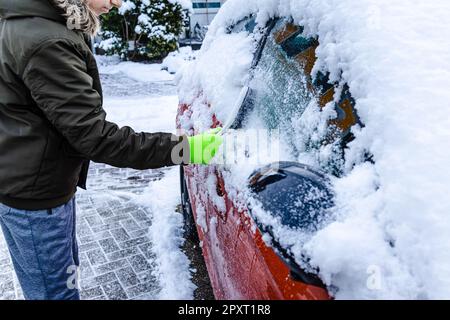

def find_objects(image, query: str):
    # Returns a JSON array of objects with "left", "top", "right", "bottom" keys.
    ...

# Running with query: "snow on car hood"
[{"left": 177, "top": 0, "right": 450, "bottom": 299}]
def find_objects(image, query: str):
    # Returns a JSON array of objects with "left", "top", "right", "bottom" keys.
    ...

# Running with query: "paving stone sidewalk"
[{"left": 0, "top": 163, "right": 168, "bottom": 300}]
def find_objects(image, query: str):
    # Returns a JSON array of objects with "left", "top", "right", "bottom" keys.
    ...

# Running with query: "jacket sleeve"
[{"left": 22, "top": 39, "right": 188, "bottom": 170}]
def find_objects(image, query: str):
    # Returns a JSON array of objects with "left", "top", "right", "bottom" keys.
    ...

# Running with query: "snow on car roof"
[{"left": 177, "top": 0, "right": 450, "bottom": 299}]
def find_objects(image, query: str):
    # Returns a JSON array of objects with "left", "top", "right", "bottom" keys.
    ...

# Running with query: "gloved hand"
[{"left": 188, "top": 128, "right": 223, "bottom": 165}]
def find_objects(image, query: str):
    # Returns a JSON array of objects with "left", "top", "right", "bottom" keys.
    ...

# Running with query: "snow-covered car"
[
  {"left": 176, "top": 12, "right": 360, "bottom": 299},
  {"left": 176, "top": 0, "right": 450, "bottom": 300}
]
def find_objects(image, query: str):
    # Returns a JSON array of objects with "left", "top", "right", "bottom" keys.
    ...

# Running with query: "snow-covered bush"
[{"left": 97, "top": 0, "right": 189, "bottom": 61}]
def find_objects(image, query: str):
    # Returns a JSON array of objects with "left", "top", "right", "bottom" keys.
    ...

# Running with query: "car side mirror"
[{"left": 248, "top": 161, "right": 334, "bottom": 288}]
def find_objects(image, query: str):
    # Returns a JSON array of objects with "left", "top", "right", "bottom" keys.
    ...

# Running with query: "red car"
[{"left": 177, "top": 16, "right": 360, "bottom": 300}]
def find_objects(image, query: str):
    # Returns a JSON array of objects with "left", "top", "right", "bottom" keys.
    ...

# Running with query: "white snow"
[
  {"left": 162, "top": 46, "right": 197, "bottom": 75},
  {"left": 177, "top": 0, "right": 450, "bottom": 299},
  {"left": 135, "top": 168, "right": 196, "bottom": 299},
  {"left": 103, "top": 95, "right": 179, "bottom": 133},
  {"left": 169, "top": 0, "right": 193, "bottom": 11},
  {"left": 99, "top": 60, "right": 175, "bottom": 83},
  {"left": 177, "top": 31, "right": 255, "bottom": 131}
]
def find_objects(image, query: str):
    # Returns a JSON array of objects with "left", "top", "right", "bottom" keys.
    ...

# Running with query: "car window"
[
  {"left": 231, "top": 19, "right": 360, "bottom": 170},
  {"left": 238, "top": 20, "right": 318, "bottom": 157},
  {"left": 248, "top": 34, "right": 314, "bottom": 133}
]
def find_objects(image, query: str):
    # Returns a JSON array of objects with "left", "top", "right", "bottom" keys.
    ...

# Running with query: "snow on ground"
[
  {"left": 104, "top": 95, "right": 179, "bottom": 134},
  {"left": 177, "top": 0, "right": 450, "bottom": 299},
  {"left": 135, "top": 169, "right": 196, "bottom": 299},
  {"left": 98, "top": 56, "right": 175, "bottom": 83},
  {"left": 98, "top": 57, "right": 195, "bottom": 299}
]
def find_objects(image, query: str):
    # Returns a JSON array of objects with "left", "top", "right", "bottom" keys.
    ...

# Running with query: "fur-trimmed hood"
[
  {"left": 49, "top": 0, "right": 100, "bottom": 35},
  {"left": 0, "top": 0, "right": 99, "bottom": 35}
]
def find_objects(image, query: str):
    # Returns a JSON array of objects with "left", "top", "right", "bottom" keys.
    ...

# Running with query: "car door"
[
  {"left": 211, "top": 18, "right": 360, "bottom": 298},
  {"left": 202, "top": 16, "right": 272, "bottom": 299}
]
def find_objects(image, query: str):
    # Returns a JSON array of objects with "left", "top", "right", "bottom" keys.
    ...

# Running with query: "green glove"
[{"left": 188, "top": 128, "right": 224, "bottom": 165}]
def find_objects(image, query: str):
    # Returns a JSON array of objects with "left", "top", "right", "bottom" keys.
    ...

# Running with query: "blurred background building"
[{"left": 180, "top": 0, "right": 227, "bottom": 48}]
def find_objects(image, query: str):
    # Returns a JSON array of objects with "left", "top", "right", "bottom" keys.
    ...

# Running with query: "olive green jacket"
[{"left": 0, "top": 0, "right": 187, "bottom": 210}]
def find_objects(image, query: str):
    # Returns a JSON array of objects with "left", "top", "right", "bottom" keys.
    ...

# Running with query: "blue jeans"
[{"left": 0, "top": 197, "right": 80, "bottom": 300}]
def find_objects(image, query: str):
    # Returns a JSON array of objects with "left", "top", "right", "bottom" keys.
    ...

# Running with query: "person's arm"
[{"left": 22, "top": 39, "right": 188, "bottom": 170}]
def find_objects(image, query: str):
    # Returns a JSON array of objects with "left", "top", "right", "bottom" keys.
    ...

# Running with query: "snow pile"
[
  {"left": 162, "top": 46, "right": 198, "bottom": 75},
  {"left": 95, "top": 54, "right": 122, "bottom": 67},
  {"left": 178, "top": 0, "right": 450, "bottom": 299},
  {"left": 96, "top": 32, "right": 122, "bottom": 52},
  {"left": 177, "top": 31, "right": 255, "bottom": 131},
  {"left": 98, "top": 58, "right": 175, "bottom": 82},
  {"left": 136, "top": 168, "right": 196, "bottom": 299},
  {"left": 98, "top": 56, "right": 195, "bottom": 299}
]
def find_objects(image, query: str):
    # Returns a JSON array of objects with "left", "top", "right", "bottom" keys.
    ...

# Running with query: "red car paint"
[{"left": 177, "top": 108, "right": 330, "bottom": 300}]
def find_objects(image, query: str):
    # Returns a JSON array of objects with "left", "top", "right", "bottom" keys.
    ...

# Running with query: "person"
[{"left": 0, "top": 0, "right": 223, "bottom": 300}]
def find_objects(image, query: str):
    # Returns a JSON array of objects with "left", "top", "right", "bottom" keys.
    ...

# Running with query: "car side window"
[
  {"left": 237, "top": 20, "right": 318, "bottom": 152},
  {"left": 232, "top": 18, "right": 360, "bottom": 173}
]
